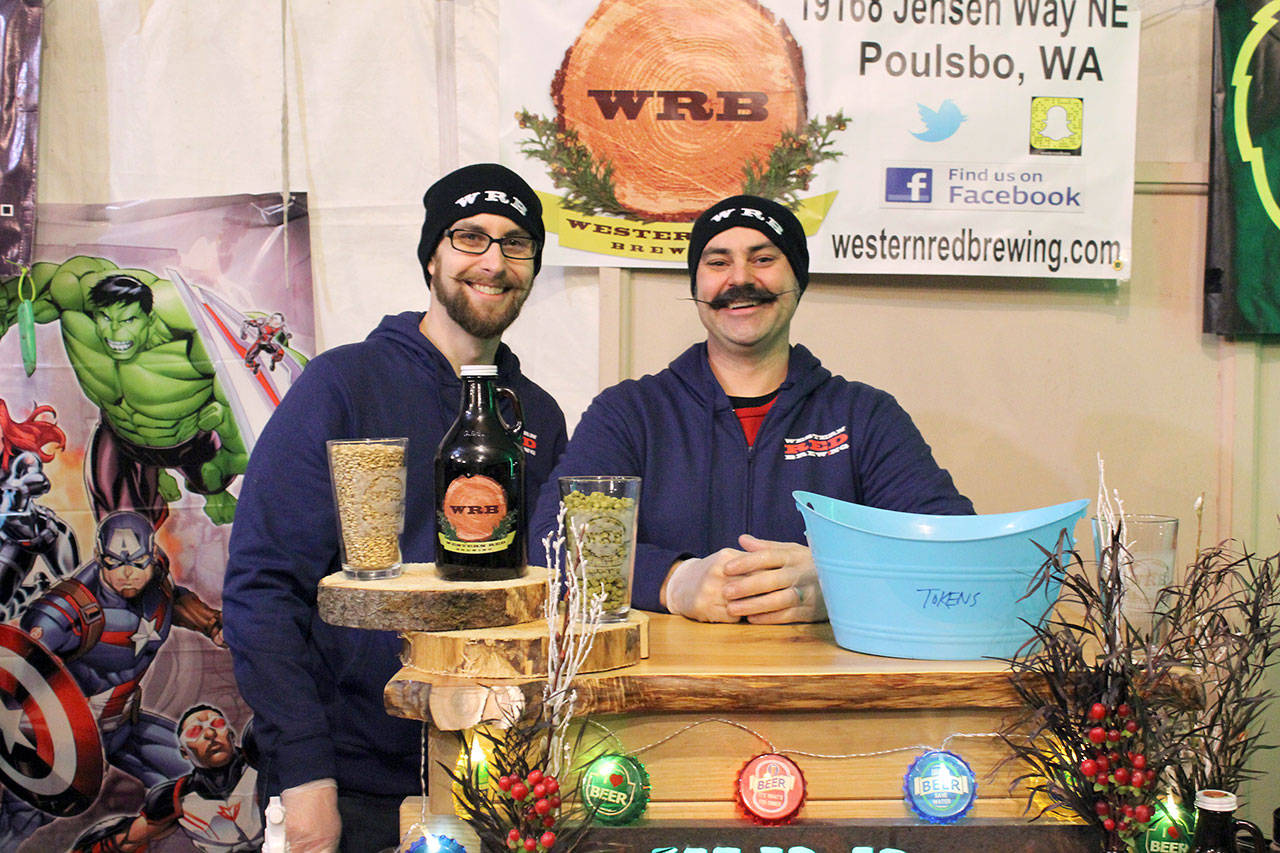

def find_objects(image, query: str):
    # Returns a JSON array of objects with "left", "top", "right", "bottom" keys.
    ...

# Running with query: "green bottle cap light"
[{"left": 580, "top": 753, "right": 650, "bottom": 825}]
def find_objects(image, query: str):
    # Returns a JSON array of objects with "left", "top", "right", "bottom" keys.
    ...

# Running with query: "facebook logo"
[{"left": 885, "top": 168, "right": 933, "bottom": 203}]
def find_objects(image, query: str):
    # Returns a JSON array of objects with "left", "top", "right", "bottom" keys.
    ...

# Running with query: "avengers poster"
[
  {"left": 0, "top": 193, "right": 314, "bottom": 851},
  {"left": 1204, "top": 0, "right": 1280, "bottom": 336}
]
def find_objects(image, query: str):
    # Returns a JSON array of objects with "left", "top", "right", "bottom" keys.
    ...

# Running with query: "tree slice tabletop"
[
  {"left": 401, "top": 610, "right": 649, "bottom": 679},
  {"left": 552, "top": 0, "right": 806, "bottom": 220},
  {"left": 317, "top": 563, "right": 548, "bottom": 632}
]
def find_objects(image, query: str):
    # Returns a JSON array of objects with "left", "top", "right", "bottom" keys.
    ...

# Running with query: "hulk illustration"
[{"left": 0, "top": 256, "right": 247, "bottom": 526}]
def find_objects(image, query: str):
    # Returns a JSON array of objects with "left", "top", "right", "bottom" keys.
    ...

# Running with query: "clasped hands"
[{"left": 662, "top": 534, "right": 827, "bottom": 624}]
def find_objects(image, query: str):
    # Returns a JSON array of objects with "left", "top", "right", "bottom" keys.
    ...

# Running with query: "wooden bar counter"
[
  {"left": 386, "top": 614, "right": 1085, "bottom": 834},
  {"left": 318, "top": 570, "right": 1091, "bottom": 850}
]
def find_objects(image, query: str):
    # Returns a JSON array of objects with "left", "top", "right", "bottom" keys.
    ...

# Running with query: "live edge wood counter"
[
  {"left": 388, "top": 615, "right": 1072, "bottom": 824},
  {"left": 387, "top": 615, "right": 1023, "bottom": 718}
]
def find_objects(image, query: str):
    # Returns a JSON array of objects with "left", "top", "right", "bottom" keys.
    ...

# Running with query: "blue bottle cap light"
[{"left": 903, "top": 749, "right": 978, "bottom": 824}]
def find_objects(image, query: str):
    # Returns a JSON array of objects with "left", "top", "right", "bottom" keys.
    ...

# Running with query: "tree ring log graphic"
[
  {"left": 552, "top": 0, "right": 807, "bottom": 221},
  {"left": 442, "top": 475, "right": 508, "bottom": 541}
]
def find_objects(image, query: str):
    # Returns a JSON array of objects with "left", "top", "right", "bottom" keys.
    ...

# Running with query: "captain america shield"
[{"left": 0, "top": 623, "right": 103, "bottom": 816}]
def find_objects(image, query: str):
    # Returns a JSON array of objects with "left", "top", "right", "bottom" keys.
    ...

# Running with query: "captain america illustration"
[
  {"left": 1, "top": 510, "right": 226, "bottom": 846},
  {"left": 70, "top": 705, "right": 263, "bottom": 853}
]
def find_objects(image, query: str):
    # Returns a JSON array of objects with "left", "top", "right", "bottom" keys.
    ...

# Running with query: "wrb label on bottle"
[{"left": 438, "top": 474, "right": 518, "bottom": 553}]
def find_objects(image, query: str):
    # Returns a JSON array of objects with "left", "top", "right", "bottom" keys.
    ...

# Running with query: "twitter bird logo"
[{"left": 912, "top": 100, "right": 966, "bottom": 142}]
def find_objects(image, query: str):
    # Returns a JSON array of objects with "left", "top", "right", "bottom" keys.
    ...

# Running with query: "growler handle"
[
  {"left": 1232, "top": 818, "right": 1265, "bottom": 851},
  {"left": 495, "top": 385, "right": 524, "bottom": 437}
]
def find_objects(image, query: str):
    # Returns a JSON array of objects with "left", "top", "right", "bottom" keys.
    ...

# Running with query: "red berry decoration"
[
  {"left": 511, "top": 782, "right": 529, "bottom": 801},
  {"left": 534, "top": 798, "right": 552, "bottom": 816},
  {"left": 1122, "top": 803, "right": 1135, "bottom": 817},
  {"left": 523, "top": 837, "right": 537, "bottom": 852},
  {"left": 1124, "top": 719, "right": 1139, "bottom": 734},
  {"left": 1131, "top": 754, "right": 1147, "bottom": 770},
  {"left": 540, "top": 832, "right": 557, "bottom": 849},
  {"left": 527, "top": 769, "right": 544, "bottom": 785},
  {"left": 1095, "top": 801, "right": 1110, "bottom": 816},
  {"left": 533, "top": 783, "right": 547, "bottom": 798},
  {"left": 1095, "top": 772, "right": 1109, "bottom": 785},
  {"left": 1106, "top": 729, "right": 1122, "bottom": 743},
  {"left": 1088, "top": 702, "right": 1108, "bottom": 721},
  {"left": 544, "top": 778, "right": 560, "bottom": 795},
  {"left": 498, "top": 776, "right": 513, "bottom": 791},
  {"left": 1080, "top": 759, "right": 1098, "bottom": 777},
  {"left": 1088, "top": 727, "right": 1107, "bottom": 744},
  {"left": 542, "top": 816, "right": 555, "bottom": 828},
  {"left": 508, "top": 828, "right": 521, "bottom": 842},
  {"left": 1103, "top": 818, "right": 1116, "bottom": 831},
  {"left": 1108, "top": 751, "right": 1122, "bottom": 764},
  {"left": 1116, "top": 703, "right": 1131, "bottom": 718},
  {"left": 1129, "top": 770, "right": 1145, "bottom": 788},
  {"left": 1095, "top": 755, "right": 1110, "bottom": 772},
  {"left": 548, "top": 795, "right": 561, "bottom": 808},
  {"left": 1135, "top": 804, "right": 1153, "bottom": 824},
  {"left": 1113, "top": 767, "right": 1130, "bottom": 785}
]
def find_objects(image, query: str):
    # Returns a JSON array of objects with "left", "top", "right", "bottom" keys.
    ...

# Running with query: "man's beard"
[{"left": 433, "top": 277, "right": 530, "bottom": 339}]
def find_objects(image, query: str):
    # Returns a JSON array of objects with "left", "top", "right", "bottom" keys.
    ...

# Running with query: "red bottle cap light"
[{"left": 735, "top": 753, "right": 806, "bottom": 825}]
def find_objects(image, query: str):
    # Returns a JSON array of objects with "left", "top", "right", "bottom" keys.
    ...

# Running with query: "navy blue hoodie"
[
  {"left": 222, "top": 312, "right": 566, "bottom": 798},
  {"left": 530, "top": 342, "right": 972, "bottom": 612}
]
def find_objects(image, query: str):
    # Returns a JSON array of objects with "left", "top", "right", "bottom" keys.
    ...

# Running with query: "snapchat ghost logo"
[
  {"left": 1040, "top": 105, "right": 1073, "bottom": 140},
  {"left": 1029, "top": 96, "right": 1083, "bottom": 154}
]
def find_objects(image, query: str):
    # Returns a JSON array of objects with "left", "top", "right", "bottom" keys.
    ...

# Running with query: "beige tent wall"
[{"left": 30, "top": 0, "right": 1279, "bottom": 828}]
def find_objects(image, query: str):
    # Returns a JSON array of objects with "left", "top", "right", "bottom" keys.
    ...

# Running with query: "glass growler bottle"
[
  {"left": 1190, "top": 790, "right": 1265, "bottom": 853},
  {"left": 434, "top": 364, "right": 526, "bottom": 581}
]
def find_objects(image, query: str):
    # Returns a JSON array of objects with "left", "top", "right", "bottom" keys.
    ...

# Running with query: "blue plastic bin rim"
[{"left": 793, "top": 491, "right": 1089, "bottom": 543}]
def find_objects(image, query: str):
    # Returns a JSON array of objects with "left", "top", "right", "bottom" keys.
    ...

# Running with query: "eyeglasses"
[{"left": 445, "top": 229, "right": 538, "bottom": 260}]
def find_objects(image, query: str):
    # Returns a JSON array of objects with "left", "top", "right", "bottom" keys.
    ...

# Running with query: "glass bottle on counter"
[
  {"left": 434, "top": 364, "right": 527, "bottom": 581},
  {"left": 1190, "top": 790, "right": 1265, "bottom": 853}
]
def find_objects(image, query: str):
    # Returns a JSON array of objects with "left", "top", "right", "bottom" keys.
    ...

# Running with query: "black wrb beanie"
[
  {"left": 417, "top": 163, "right": 545, "bottom": 288},
  {"left": 686, "top": 195, "right": 809, "bottom": 297}
]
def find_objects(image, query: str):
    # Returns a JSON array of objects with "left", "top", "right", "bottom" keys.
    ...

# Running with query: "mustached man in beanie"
[
  {"left": 223, "top": 164, "right": 566, "bottom": 853},
  {"left": 531, "top": 194, "right": 971, "bottom": 625}
]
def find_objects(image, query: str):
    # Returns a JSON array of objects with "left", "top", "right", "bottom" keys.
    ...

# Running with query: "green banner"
[{"left": 1205, "top": 0, "right": 1280, "bottom": 335}]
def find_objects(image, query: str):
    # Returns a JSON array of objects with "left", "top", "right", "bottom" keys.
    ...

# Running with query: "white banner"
[{"left": 500, "top": 0, "right": 1140, "bottom": 279}]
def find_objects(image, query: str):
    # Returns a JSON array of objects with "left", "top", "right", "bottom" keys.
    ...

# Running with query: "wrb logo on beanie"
[
  {"left": 454, "top": 190, "right": 529, "bottom": 217},
  {"left": 709, "top": 206, "right": 784, "bottom": 236}
]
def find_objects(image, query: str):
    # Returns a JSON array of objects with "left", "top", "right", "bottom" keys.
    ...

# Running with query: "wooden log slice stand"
[
  {"left": 552, "top": 0, "right": 806, "bottom": 220},
  {"left": 319, "top": 564, "right": 647, "bottom": 678},
  {"left": 318, "top": 563, "right": 550, "bottom": 632}
]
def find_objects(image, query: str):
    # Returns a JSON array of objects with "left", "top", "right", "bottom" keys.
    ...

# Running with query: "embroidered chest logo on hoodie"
[{"left": 783, "top": 426, "right": 850, "bottom": 460}]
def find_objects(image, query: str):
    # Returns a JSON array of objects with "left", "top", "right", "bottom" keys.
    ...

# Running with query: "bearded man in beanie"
[
  {"left": 222, "top": 164, "right": 566, "bottom": 852},
  {"left": 531, "top": 194, "right": 970, "bottom": 625}
]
